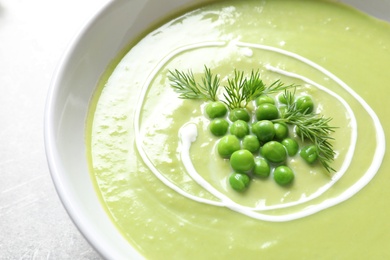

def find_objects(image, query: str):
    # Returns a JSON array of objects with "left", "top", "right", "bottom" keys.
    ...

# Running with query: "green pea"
[
  {"left": 281, "top": 138, "right": 299, "bottom": 156},
  {"left": 300, "top": 145, "right": 318, "bottom": 164},
  {"left": 229, "top": 172, "right": 250, "bottom": 192},
  {"left": 209, "top": 118, "right": 229, "bottom": 136},
  {"left": 217, "top": 135, "right": 241, "bottom": 158},
  {"left": 262, "top": 141, "right": 287, "bottom": 163},
  {"left": 230, "top": 149, "right": 255, "bottom": 172},
  {"left": 229, "top": 108, "right": 251, "bottom": 122},
  {"left": 277, "top": 93, "right": 287, "bottom": 104},
  {"left": 242, "top": 135, "right": 260, "bottom": 153},
  {"left": 255, "top": 95, "right": 275, "bottom": 105},
  {"left": 296, "top": 95, "right": 314, "bottom": 114},
  {"left": 252, "top": 120, "right": 275, "bottom": 143},
  {"left": 205, "top": 101, "right": 228, "bottom": 119},
  {"left": 273, "top": 165, "right": 294, "bottom": 185},
  {"left": 253, "top": 157, "right": 270, "bottom": 178},
  {"left": 230, "top": 120, "right": 249, "bottom": 138},
  {"left": 255, "top": 103, "right": 279, "bottom": 121},
  {"left": 274, "top": 122, "right": 289, "bottom": 140}
]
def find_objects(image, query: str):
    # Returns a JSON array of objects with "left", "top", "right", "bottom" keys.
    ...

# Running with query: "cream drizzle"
[{"left": 134, "top": 41, "right": 385, "bottom": 222}]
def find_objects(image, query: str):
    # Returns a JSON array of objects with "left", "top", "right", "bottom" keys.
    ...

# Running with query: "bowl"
[{"left": 44, "top": 0, "right": 390, "bottom": 259}]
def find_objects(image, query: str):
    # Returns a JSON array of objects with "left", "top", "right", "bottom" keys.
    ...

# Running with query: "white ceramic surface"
[{"left": 44, "top": 0, "right": 390, "bottom": 259}]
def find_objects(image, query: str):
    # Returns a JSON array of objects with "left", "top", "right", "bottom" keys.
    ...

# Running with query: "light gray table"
[{"left": 0, "top": 0, "right": 109, "bottom": 258}]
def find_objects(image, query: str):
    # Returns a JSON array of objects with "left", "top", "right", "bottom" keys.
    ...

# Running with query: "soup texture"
[{"left": 87, "top": 0, "right": 390, "bottom": 258}]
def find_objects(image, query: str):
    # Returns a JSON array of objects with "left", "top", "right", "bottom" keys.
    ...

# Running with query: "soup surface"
[{"left": 87, "top": 0, "right": 390, "bottom": 258}]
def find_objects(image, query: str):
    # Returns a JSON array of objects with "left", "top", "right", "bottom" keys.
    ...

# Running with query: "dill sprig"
[
  {"left": 223, "top": 69, "right": 247, "bottom": 109},
  {"left": 168, "top": 66, "right": 294, "bottom": 107},
  {"left": 242, "top": 70, "right": 266, "bottom": 102},
  {"left": 223, "top": 69, "right": 295, "bottom": 109},
  {"left": 168, "top": 66, "right": 219, "bottom": 101},
  {"left": 201, "top": 66, "right": 220, "bottom": 101},
  {"left": 277, "top": 90, "right": 337, "bottom": 172},
  {"left": 263, "top": 79, "right": 294, "bottom": 95}
]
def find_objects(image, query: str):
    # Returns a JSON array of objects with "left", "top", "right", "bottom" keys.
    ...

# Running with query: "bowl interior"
[{"left": 44, "top": 0, "right": 389, "bottom": 259}]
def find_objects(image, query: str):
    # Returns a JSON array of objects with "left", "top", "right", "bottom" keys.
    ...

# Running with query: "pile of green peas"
[{"left": 205, "top": 94, "right": 318, "bottom": 192}]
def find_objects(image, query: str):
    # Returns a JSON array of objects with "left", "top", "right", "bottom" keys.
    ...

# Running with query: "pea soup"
[{"left": 87, "top": 0, "right": 390, "bottom": 258}]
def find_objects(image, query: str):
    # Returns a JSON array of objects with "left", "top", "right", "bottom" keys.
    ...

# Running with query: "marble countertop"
[{"left": 0, "top": 0, "right": 109, "bottom": 258}]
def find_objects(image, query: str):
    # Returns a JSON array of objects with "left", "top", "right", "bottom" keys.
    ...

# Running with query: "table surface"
[{"left": 0, "top": 0, "right": 110, "bottom": 258}]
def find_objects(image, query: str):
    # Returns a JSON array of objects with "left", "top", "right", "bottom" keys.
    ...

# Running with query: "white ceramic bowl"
[{"left": 44, "top": 0, "right": 390, "bottom": 259}]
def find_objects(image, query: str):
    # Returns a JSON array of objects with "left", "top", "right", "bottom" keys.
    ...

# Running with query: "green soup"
[{"left": 87, "top": 0, "right": 390, "bottom": 258}]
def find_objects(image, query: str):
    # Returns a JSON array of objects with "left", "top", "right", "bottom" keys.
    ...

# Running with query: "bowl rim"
[{"left": 43, "top": 1, "right": 141, "bottom": 259}]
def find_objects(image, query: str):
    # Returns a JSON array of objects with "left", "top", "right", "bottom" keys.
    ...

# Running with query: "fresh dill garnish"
[
  {"left": 263, "top": 79, "right": 294, "bottom": 95},
  {"left": 223, "top": 69, "right": 295, "bottom": 109},
  {"left": 168, "top": 66, "right": 219, "bottom": 101},
  {"left": 276, "top": 90, "right": 337, "bottom": 172},
  {"left": 223, "top": 69, "right": 247, "bottom": 109},
  {"left": 243, "top": 70, "right": 268, "bottom": 102},
  {"left": 168, "top": 66, "right": 295, "bottom": 107},
  {"left": 201, "top": 66, "right": 220, "bottom": 101}
]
